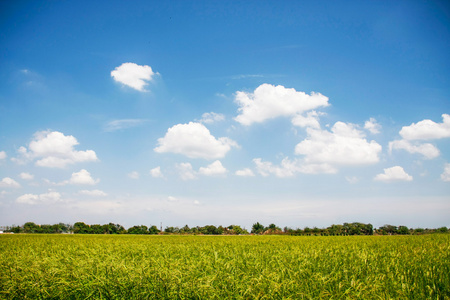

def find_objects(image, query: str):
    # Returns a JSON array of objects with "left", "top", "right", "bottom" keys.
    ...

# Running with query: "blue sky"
[{"left": 1, "top": 0, "right": 449, "bottom": 230}]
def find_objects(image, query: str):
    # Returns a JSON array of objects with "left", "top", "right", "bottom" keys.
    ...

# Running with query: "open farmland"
[{"left": 0, "top": 234, "right": 449, "bottom": 299}]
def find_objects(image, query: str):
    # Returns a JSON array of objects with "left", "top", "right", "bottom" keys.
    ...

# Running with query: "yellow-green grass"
[{"left": 1, "top": 234, "right": 449, "bottom": 299}]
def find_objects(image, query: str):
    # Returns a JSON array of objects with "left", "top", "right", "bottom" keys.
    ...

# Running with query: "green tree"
[
  {"left": 414, "top": 228, "right": 424, "bottom": 235},
  {"left": 73, "top": 222, "right": 91, "bottom": 234},
  {"left": 23, "top": 222, "right": 39, "bottom": 233},
  {"left": 398, "top": 226, "right": 409, "bottom": 235},
  {"left": 327, "top": 224, "right": 344, "bottom": 236},
  {"left": 148, "top": 225, "right": 160, "bottom": 235},
  {"left": 90, "top": 224, "right": 103, "bottom": 234},
  {"left": 231, "top": 225, "right": 246, "bottom": 235},
  {"left": 378, "top": 224, "right": 398, "bottom": 235},
  {"left": 8, "top": 226, "right": 22, "bottom": 233},
  {"left": 437, "top": 226, "right": 448, "bottom": 233},
  {"left": 180, "top": 225, "right": 191, "bottom": 234},
  {"left": 128, "top": 225, "right": 148, "bottom": 234},
  {"left": 251, "top": 222, "right": 265, "bottom": 234},
  {"left": 200, "top": 225, "right": 222, "bottom": 235},
  {"left": 164, "top": 226, "right": 179, "bottom": 234}
]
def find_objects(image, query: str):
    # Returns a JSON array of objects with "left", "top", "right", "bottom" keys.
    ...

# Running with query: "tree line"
[{"left": 2, "top": 221, "right": 448, "bottom": 235}]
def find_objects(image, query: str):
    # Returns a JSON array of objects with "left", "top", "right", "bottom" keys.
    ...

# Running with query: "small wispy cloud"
[
  {"left": 104, "top": 119, "right": 148, "bottom": 132},
  {"left": 79, "top": 189, "right": 108, "bottom": 197},
  {"left": 198, "top": 112, "right": 225, "bottom": 124},
  {"left": 229, "top": 74, "right": 264, "bottom": 80},
  {"left": 127, "top": 171, "right": 140, "bottom": 180}
]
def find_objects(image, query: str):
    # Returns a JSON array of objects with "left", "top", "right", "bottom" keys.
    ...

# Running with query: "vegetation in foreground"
[{"left": 0, "top": 234, "right": 449, "bottom": 299}]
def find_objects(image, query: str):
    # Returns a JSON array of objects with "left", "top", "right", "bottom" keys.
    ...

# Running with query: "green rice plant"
[{"left": 0, "top": 234, "right": 449, "bottom": 299}]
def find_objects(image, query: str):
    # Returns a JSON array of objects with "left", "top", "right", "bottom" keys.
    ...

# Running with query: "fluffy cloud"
[
  {"left": 254, "top": 158, "right": 298, "bottom": 178},
  {"left": 150, "top": 167, "right": 164, "bottom": 178},
  {"left": 295, "top": 122, "right": 382, "bottom": 166},
  {"left": 364, "top": 118, "right": 381, "bottom": 134},
  {"left": 0, "top": 151, "right": 6, "bottom": 160},
  {"left": 253, "top": 158, "right": 337, "bottom": 177},
  {"left": 154, "top": 122, "right": 238, "bottom": 160},
  {"left": 176, "top": 163, "right": 197, "bottom": 180},
  {"left": 374, "top": 166, "right": 413, "bottom": 182},
  {"left": 19, "top": 172, "right": 34, "bottom": 180},
  {"left": 127, "top": 171, "right": 140, "bottom": 179},
  {"left": 111, "top": 62, "right": 157, "bottom": 92},
  {"left": 104, "top": 119, "right": 147, "bottom": 132},
  {"left": 235, "top": 168, "right": 255, "bottom": 177},
  {"left": 291, "top": 111, "right": 323, "bottom": 129},
  {"left": 16, "top": 190, "right": 62, "bottom": 205},
  {"left": 0, "top": 177, "right": 21, "bottom": 188},
  {"left": 389, "top": 115, "right": 450, "bottom": 159},
  {"left": 12, "top": 131, "right": 98, "bottom": 168},
  {"left": 399, "top": 114, "right": 450, "bottom": 140},
  {"left": 69, "top": 169, "right": 99, "bottom": 185},
  {"left": 198, "top": 160, "right": 227, "bottom": 176},
  {"left": 234, "top": 84, "right": 329, "bottom": 126},
  {"left": 199, "top": 112, "right": 225, "bottom": 124},
  {"left": 79, "top": 189, "right": 107, "bottom": 197},
  {"left": 441, "top": 163, "right": 450, "bottom": 182},
  {"left": 389, "top": 140, "right": 439, "bottom": 159}
]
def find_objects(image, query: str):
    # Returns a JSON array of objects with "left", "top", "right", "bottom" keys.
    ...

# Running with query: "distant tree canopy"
[
  {"left": 8, "top": 222, "right": 73, "bottom": 234},
  {"left": 251, "top": 222, "right": 265, "bottom": 234},
  {"left": 3, "top": 222, "right": 448, "bottom": 236}
]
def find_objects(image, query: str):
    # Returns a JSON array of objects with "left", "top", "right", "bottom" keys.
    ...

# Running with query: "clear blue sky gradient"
[{"left": 0, "top": 0, "right": 449, "bottom": 229}]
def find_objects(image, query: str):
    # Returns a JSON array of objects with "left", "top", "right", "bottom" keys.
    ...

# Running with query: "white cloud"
[
  {"left": 167, "top": 196, "right": 178, "bottom": 202},
  {"left": 441, "top": 163, "right": 450, "bottom": 182},
  {"left": 0, "top": 151, "right": 6, "bottom": 160},
  {"left": 253, "top": 158, "right": 298, "bottom": 177},
  {"left": 364, "top": 118, "right": 381, "bottom": 134},
  {"left": 291, "top": 111, "right": 324, "bottom": 129},
  {"left": 0, "top": 177, "right": 21, "bottom": 188},
  {"left": 69, "top": 169, "right": 99, "bottom": 185},
  {"left": 111, "top": 62, "right": 157, "bottom": 92},
  {"left": 198, "top": 160, "right": 227, "bottom": 176},
  {"left": 150, "top": 167, "right": 164, "bottom": 178},
  {"left": 374, "top": 166, "right": 413, "bottom": 182},
  {"left": 199, "top": 112, "right": 225, "bottom": 124},
  {"left": 79, "top": 189, "right": 108, "bottom": 197},
  {"left": 388, "top": 115, "right": 450, "bottom": 159},
  {"left": 19, "top": 172, "right": 34, "bottom": 180},
  {"left": 234, "top": 84, "right": 329, "bottom": 126},
  {"left": 16, "top": 190, "right": 62, "bottom": 205},
  {"left": 345, "top": 176, "right": 359, "bottom": 184},
  {"left": 253, "top": 158, "right": 337, "bottom": 177},
  {"left": 297, "top": 163, "right": 338, "bottom": 174},
  {"left": 399, "top": 114, "right": 450, "bottom": 140},
  {"left": 176, "top": 161, "right": 230, "bottom": 179},
  {"left": 295, "top": 122, "right": 382, "bottom": 166},
  {"left": 154, "top": 122, "right": 238, "bottom": 160},
  {"left": 127, "top": 171, "right": 140, "bottom": 179},
  {"left": 104, "top": 119, "right": 147, "bottom": 132},
  {"left": 235, "top": 168, "right": 255, "bottom": 177},
  {"left": 176, "top": 163, "right": 197, "bottom": 180},
  {"left": 12, "top": 131, "right": 98, "bottom": 168},
  {"left": 389, "top": 139, "right": 440, "bottom": 159}
]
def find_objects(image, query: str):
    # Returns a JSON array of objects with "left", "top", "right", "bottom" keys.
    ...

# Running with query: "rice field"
[{"left": 0, "top": 234, "right": 449, "bottom": 299}]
